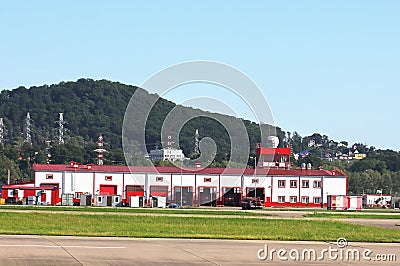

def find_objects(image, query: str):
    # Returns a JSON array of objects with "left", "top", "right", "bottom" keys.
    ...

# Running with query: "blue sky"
[{"left": 0, "top": 1, "right": 399, "bottom": 150}]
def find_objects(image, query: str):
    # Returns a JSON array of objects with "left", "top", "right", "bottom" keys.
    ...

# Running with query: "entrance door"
[
  {"left": 40, "top": 183, "right": 59, "bottom": 205},
  {"left": 100, "top": 185, "right": 117, "bottom": 195},
  {"left": 222, "top": 187, "right": 241, "bottom": 206},
  {"left": 126, "top": 185, "right": 144, "bottom": 205},
  {"left": 150, "top": 186, "right": 168, "bottom": 197},
  {"left": 198, "top": 187, "right": 217, "bottom": 206},
  {"left": 246, "top": 187, "right": 265, "bottom": 202},
  {"left": 265, "top": 197, "right": 271, "bottom": 207},
  {"left": 174, "top": 186, "right": 193, "bottom": 206}
]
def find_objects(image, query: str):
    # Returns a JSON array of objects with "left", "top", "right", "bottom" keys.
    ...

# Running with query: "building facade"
[
  {"left": 0, "top": 163, "right": 347, "bottom": 207},
  {"left": 149, "top": 148, "right": 185, "bottom": 162}
]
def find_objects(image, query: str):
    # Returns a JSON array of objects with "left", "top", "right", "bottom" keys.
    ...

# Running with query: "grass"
[
  {"left": 0, "top": 205, "right": 272, "bottom": 217},
  {"left": 305, "top": 212, "right": 400, "bottom": 219},
  {"left": 0, "top": 212, "right": 399, "bottom": 242}
]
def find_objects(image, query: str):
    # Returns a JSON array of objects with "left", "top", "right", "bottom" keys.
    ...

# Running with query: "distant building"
[
  {"left": 2, "top": 164, "right": 347, "bottom": 207},
  {"left": 149, "top": 148, "right": 185, "bottom": 162}
]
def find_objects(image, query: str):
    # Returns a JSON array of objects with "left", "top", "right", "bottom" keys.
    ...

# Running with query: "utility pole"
[
  {"left": 94, "top": 133, "right": 107, "bottom": 165},
  {"left": 56, "top": 113, "right": 67, "bottom": 144},
  {"left": 24, "top": 112, "right": 32, "bottom": 145}
]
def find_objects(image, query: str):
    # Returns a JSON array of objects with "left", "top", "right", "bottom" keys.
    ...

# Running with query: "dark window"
[
  {"left": 302, "top": 180, "right": 309, "bottom": 188},
  {"left": 313, "top": 181, "right": 321, "bottom": 188},
  {"left": 126, "top": 186, "right": 144, "bottom": 192}
]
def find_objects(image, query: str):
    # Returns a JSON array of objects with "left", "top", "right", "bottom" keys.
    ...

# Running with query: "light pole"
[
  {"left": 180, "top": 158, "right": 188, "bottom": 207},
  {"left": 250, "top": 156, "right": 257, "bottom": 199}
]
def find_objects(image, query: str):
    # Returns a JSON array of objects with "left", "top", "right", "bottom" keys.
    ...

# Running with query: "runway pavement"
[{"left": 0, "top": 235, "right": 398, "bottom": 265}]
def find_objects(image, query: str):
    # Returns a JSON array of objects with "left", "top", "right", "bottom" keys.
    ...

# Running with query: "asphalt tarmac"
[{"left": 0, "top": 235, "right": 398, "bottom": 265}]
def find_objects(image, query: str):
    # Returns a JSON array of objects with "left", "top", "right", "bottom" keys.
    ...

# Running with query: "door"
[
  {"left": 246, "top": 187, "right": 265, "bottom": 202},
  {"left": 174, "top": 186, "right": 193, "bottom": 206},
  {"left": 100, "top": 185, "right": 117, "bottom": 195},
  {"left": 222, "top": 187, "right": 241, "bottom": 206},
  {"left": 265, "top": 197, "right": 271, "bottom": 207},
  {"left": 150, "top": 186, "right": 168, "bottom": 197},
  {"left": 198, "top": 187, "right": 217, "bottom": 206},
  {"left": 126, "top": 185, "right": 144, "bottom": 205},
  {"left": 40, "top": 183, "right": 59, "bottom": 205}
]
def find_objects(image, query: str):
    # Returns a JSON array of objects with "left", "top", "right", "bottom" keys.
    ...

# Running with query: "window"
[
  {"left": 126, "top": 186, "right": 144, "bottom": 192},
  {"left": 204, "top": 177, "right": 211, "bottom": 182},
  {"left": 301, "top": 196, "right": 309, "bottom": 204},
  {"left": 105, "top": 176, "right": 112, "bottom": 181},
  {"left": 290, "top": 180, "right": 297, "bottom": 188},
  {"left": 46, "top": 174, "right": 53, "bottom": 179},
  {"left": 278, "top": 196, "right": 285, "bottom": 203},
  {"left": 313, "top": 181, "right": 321, "bottom": 188},
  {"left": 314, "top": 197, "right": 321, "bottom": 204},
  {"left": 156, "top": 176, "right": 163, "bottom": 182},
  {"left": 252, "top": 178, "right": 259, "bottom": 184},
  {"left": 278, "top": 180, "right": 286, "bottom": 188},
  {"left": 150, "top": 186, "right": 168, "bottom": 193},
  {"left": 290, "top": 196, "right": 297, "bottom": 203},
  {"left": 97, "top": 196, "right": 102, "bottom": 203},
  {"left": 302, "top": 180, "right": 309, "bottom": 188},
  {"left": 75, "top": 192, "right": 82, "bottom": 199},
  {"left": 234, "top": 188, "right": 240, "bottom": 193}
]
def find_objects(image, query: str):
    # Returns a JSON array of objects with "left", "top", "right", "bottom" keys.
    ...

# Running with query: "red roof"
[
  {"left": 2, "top": 183, "right": 57, "bottom": 190},
  {"left": 33, "top": 164, "right": 346, "bottom": 177},
  {"left": 256, "top": 147, "right": 291, "bottom": 155}
]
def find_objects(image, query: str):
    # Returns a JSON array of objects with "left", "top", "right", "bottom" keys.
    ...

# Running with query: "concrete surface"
[{"left": 0, "top": 235, "right": 398, "bottom": 265}]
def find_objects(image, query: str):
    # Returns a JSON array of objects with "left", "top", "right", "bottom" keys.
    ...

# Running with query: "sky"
[{"left": 0, "top": 1, "right": 399, "bottom": 150}]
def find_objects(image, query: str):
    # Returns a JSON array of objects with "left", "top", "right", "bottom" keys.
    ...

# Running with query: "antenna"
[
  {"left": 166, "top": 135, "right": 174, "bottom": 149},
  {"left": 24, "top": 112, "right": 32, "bottom": 145},
  {"left": 45, "top": 140, "right": 52, "bottom": 164},
  {"left": 0, "top": 118, "right": 5, "bottom": 144},
  {"left": 94, "top": 133, "right": 107, "bottom": 165},
  {"left": 194, "top": 129, "right": 200, "bottom": 154},
  {"left": 56, "top": 113, "right": 67, "bottom": 144}
]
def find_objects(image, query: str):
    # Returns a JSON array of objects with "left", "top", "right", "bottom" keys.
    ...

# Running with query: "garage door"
[{"left": 100, "top": 185, "right": 117, "bottom": 195}]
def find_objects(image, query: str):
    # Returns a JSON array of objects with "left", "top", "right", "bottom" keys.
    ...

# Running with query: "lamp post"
[
  {"left": 250, "top": 156, "right": 257, "bottom": 199},
  {"left": 180, "top": 158, "right": 188, "bottom": 207}
]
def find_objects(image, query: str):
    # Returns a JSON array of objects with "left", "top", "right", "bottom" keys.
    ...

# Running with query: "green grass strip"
[
  {"left": 0, "top": 205, "right": 271, "bottom": 216},
  {"left": 305, "top": 213, "right": 400, "bottom": 219},
  {"left": 0, "top": 212, "right": 399, "bottom": 242}
]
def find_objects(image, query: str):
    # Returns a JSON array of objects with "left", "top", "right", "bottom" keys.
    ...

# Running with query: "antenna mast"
[
  {"left": 194, "top": 129, "right": 200, "bottom": 154},
  {"left": 56, "top": 113, "right": 66, "bottom": 144},
  {"left": 24, "top": 112, "right": 32, "bottom": 145},
  {"left": 94, "top": 133, "right": 107, "bottom": 165},
  {"left": 0, "top": 118, "right": 5, "bottom": 144}
]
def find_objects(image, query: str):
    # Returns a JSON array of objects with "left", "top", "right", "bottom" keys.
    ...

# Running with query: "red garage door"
[
  {"left": 100, "top": 185, "right": 117, "bottom": 195},
  {"left": 126, "top": 185, "right": 144, "bottom": 204},
  {"left": 150, "top": 186, "right": 168, "bottom": 197}
]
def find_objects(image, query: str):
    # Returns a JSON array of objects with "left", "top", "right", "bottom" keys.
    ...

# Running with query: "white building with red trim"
[{"left": 0, "top": 163, "right": 348, "bottom": 207}]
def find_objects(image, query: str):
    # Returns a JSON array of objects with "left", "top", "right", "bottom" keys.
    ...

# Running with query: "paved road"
[{"left": 0, "top": 235, "right": 398, "bottom": 265}]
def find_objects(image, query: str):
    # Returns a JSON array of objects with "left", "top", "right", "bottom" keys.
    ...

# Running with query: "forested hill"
[
  {"left": 0, "top": 79, "right": 138, "bottom": 148},
  {"left": 0, "top": 78, "right": 283, "bottom": 169}
]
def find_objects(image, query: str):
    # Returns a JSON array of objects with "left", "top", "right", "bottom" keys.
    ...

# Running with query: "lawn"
[
  {"left": 0, "top": 205, "right": 271, "bottom": 216},
  {"left": 0, "top": 212, "right": 399, "bottom": 242}
]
